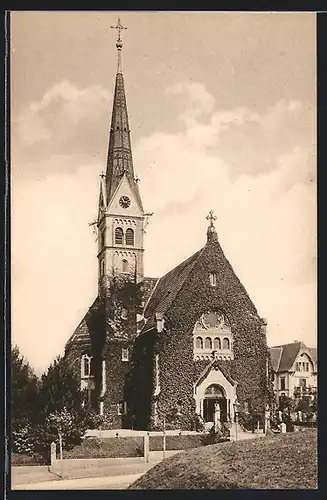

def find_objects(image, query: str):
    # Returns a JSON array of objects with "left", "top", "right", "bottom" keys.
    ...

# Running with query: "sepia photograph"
[{"left": 9, "top": 10, "right": 317, "bottom": 490}]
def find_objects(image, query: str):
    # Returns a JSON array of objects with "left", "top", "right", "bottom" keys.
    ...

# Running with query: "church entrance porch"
[
  {"left": 203, "top": 385, "right": 228, "bottom": 423},
  {"left": 194, "top": 362, "right": 237, "bottom": 427}
]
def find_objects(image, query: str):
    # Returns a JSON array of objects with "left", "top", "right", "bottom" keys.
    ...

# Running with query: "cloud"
[{"left": 14, "top": 81, "right": 111, "bottom": 168}]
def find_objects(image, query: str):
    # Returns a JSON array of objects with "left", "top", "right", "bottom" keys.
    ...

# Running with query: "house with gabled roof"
[
  {"left": 64, "top": 22, "right": 272, "bottom": 431},
  {"left": 269, "top": 342, "right": 317, "bottom": 406}
]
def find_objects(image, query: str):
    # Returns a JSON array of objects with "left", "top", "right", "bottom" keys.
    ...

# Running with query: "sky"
[{"left": 10, "top": 11, "right": 317, "bottom": 374}]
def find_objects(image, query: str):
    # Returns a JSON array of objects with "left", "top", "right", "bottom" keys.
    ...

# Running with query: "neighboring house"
[
  {"left": 269, "top": 342, "right": 317, "bottom": 406},
  {"left": 64, "top": 29, "right": 272, "bottom": 430}
]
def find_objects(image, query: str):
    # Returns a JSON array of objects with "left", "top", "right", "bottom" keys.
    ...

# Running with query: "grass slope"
[{"left": 130, "top": 430, "right": 317, "bottom": 490}]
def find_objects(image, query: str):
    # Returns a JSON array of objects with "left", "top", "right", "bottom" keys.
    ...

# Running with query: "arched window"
[
  {"left": 122, "top": 259, "right": 129, "bottom": 273},
  {"left": 125, "top": 228, "right": 134, "bottom": 246},
  {"left": 195, "top": 337, "right": 203, "bottom": 349},
  {"left": 213, "top": 337, "right": 221, "bottom": 350},
  {"left": 222, "top": 337, "right": 230, "bottom": 350},
  {"left": 204, "top": 337, "right": 212, "bottom": 349},
  {"left": 81, "top": 354, "right": 92, "bottom": 378},
  {"left": 115, "top": 227, "right": 123, "bottom": 245}
]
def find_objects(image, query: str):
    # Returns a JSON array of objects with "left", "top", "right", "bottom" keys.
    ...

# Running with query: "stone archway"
[
  {"left": 194, "top": 364, "right": 237, "bottom": 425},
  {"left": 203, "top": 384, "right": 227, "bottom": 423}
]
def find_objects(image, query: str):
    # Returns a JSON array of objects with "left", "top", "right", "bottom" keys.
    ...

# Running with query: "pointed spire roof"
[{"left": 105, "top": 19, "right": 143, "bottom": 210}]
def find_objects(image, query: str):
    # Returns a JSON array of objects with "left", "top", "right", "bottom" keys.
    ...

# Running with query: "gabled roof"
[
  {"left": 269, "top": 341, "right": 317, "bottom": 372},
  {"left": 195, "top": 359, "right": 237, "bottom": 388},
  {"left": 142, "top": 249, "right": 203, "bottom": 332},
  {"left": 269, "top": 347, "right": 283, "bottom": 372}
]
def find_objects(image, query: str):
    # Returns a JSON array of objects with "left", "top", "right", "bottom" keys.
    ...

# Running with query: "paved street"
[{"left": 13, "top": 473, "right": 143, "bottom": 490}]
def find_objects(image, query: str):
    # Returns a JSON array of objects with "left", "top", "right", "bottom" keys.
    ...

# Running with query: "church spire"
[
  {"left": 105, "top": 18, "right": 143, "bottom": 209},
  {"left": 206, "top": 210, "right": 218, "bottom": 243}
]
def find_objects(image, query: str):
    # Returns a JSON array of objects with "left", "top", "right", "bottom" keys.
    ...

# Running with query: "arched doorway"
[{"left": 203, "top": 384, "right": 228, "bottom": 423}]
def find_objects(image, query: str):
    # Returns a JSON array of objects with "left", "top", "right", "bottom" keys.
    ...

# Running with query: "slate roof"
[
  {"left": 65, "top": 297, "right": 99, "bottom": 350},
  {"left": 269, "top": 342, "right": 317, "bottom": 372},
  {"left": 142, "top": 249, "right": 203, "bottom": 332}
]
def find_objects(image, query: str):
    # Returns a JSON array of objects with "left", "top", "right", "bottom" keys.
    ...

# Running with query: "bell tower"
[{"left": 97, "top": 18, "right": 145, "bottom": 295}]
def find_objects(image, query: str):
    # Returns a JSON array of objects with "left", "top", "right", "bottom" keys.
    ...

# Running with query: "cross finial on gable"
[
  {"left": 206, "top": 210, "right": 218, "bottom": 243},
  {"left": 206, "top": 210, "right": 217, "bottom": 227}
]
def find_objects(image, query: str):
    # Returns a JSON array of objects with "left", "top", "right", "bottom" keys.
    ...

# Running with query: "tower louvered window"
[
  {"left": 115, "top": 227, "right": 123, "bottom": 245},
  {"left": 125, "top": 228, "right": 134, "bottom": 246}
]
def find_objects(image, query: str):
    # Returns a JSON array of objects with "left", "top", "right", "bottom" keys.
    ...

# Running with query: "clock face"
[{"left": 119, "top": 196, "right": 131, "bottom": 209}]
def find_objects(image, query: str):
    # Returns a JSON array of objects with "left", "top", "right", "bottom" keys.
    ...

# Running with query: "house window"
[
  {"left": 115, "top": 227, "right": 123, "bottom": 245},
  {"left": 222, "top": 337, "right": 230, "bottom": 350},
  {"left": 213, "top": 337, "right": 221, "bottom": 350},
  {"left": 280, "top": 377, "right": 286, "bottom": 391},
  {"left": 305, "top": 362, "right": 309, "bottom": 372},
  {"left": 122, "top": 348, "right": 129, "bottom": 362},
  {"left": 81, "top": 354, "right": 92, "bottom": 378},
  {"left": 195, "top": 337, "right": 203, "bottom": 349},
  {"left": 204, "top": 337, "right": 212, "bottom": 349},
  {"left": 122, "top": 259, "right": 129, "bottom": 273},
  {"left": 118, "top": 401, "right": 128, "bottom": 415},
  {"left": 295, "top": 362, "right": 299, "bottom": 371},
  {"left": 125, "top": 228, "right": 134, "bottom": 246},
  {"left": 299, "top": 378, "right": 307, "bottom": 388},
  {"left": 209, "top": 273, "right": 217, "bottom": 286}
]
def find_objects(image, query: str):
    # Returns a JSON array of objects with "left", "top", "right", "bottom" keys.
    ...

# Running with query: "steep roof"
[
  {"left": 269, "top": 342, "right": 317, "bottom": 372},
  {"left": 105, "top": 68, "right": 143, "bottom": 209},
  {"left": 65, "top": 297, "right": 99, "bottom": 350},
  {"left": 142, "top": 249, "right": 203, "bottom": 332},
  {"left": 269, "top": 347, "right": 283, "bottom": 372}
]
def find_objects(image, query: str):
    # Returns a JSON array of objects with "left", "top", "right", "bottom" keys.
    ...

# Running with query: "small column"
[
  {"left": 144, "top": 432, "right": 150, "bottom": 463},
  {"left": 50, "top": 441, "right": 57, "bottom": 466}
]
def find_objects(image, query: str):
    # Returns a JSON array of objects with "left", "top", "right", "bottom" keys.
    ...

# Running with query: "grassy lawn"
[{"left": 129, "top": 430, "right": 317, "bottom": 490}]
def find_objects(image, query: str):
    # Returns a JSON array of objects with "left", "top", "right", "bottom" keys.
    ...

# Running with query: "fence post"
[
  {"left": 50, "top": 441, "right": 56, "bottom": 467},
  {"left": 144, "top": 432, "right": 150, "bottom": 463}
]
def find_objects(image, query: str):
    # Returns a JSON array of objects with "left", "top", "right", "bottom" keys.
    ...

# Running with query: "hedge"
[{"left": 62, "top": 437, "right": 144, "bottom": 459}]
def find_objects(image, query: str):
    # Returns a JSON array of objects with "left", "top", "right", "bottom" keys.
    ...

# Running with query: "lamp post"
[{"left": 233, "top": 399, "right": 240, "bottom": 442}]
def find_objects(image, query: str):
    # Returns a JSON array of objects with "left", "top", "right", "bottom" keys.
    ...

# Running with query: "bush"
[
  {"left": 201, "top": 425, "right": 230, "bottom": 446},
  {"left": 12, "top": 425, "right": 35, "bottom": 455},
  {"left": 194, "top": 414, "right": 205, "bottom": 433},
  {"left": 62, "top": 437, "right": 144, "bottom": 459},
  {"left": 150, "top": 434, "right": 205, "bottom": 451},
  {"left": 11, "top": 452, "right": 47, "bottom": 466}
]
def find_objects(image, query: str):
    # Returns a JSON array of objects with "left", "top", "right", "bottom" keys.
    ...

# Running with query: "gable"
[
  {"left": 142, "top": 234, "right": 261, "bottom": 333},
  {"left": 107, "top": 173, "right": 143, "bottom": 217}
]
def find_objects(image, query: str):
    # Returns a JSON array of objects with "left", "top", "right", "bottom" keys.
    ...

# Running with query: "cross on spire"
[
  {"left": 111, "top": 17, "right": 127, "bottom": 45},
  {"left": 206, "top": 210, "right": 217, "bottom": 227}
]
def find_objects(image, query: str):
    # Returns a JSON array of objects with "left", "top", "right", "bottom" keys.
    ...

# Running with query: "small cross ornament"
[
  {"left": 110, "top": 18, "right": 127, "bottom": 43},
  {"left": 206, "top": 210, "right": 217, "bottom": 227}
]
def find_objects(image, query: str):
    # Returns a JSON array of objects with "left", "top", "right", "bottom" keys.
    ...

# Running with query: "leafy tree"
[
  {"left": 34, "top": 355, "right": 99, "bottom": 458},
  {"left": 11, "top": 345, "right": 39, "bottom": 433}
]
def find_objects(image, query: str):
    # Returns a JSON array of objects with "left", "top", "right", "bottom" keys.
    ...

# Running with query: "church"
[{"left": 64, "top": 20, "right": 273, "bottom": 431}]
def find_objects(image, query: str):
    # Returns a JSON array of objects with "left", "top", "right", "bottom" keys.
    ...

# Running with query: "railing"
[{"left": 293, "top": 386, "right": 317, "bottom": 397}]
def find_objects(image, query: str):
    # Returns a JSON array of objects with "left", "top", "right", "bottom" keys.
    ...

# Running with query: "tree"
[
  {"left": 11, "top": 346, "right": 39, "bottom": 432},
  {"left": 34, "top": 355, "right": 99, "bottom": 457}
]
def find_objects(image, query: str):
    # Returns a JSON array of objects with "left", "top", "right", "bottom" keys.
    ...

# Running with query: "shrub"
[
  {"left": 201, "top": 424, "right": 229, "bottom": 446},
  {"left": 12, "top": 425, "right": 35, "bottom": 456}
]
